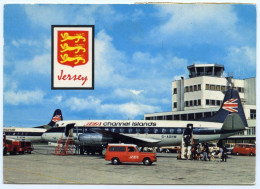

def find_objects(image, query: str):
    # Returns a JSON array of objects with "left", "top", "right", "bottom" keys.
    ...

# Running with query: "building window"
[
  {"left": 221, "top": 86, "right": 226, "bottom": 91},
  {"left": 210, "top": 85, "right": 215, "bottom": 90},
  {"left": 194, "top": 100, "right": 197, "bottom": 106},
  {"left": 206, "top": 84, "right": 209, "bottom": 90},
  {"left": 188, "top": 114, "right": 194, "bottom": 120},
  {"left": 211, "top": 100, "right": 216, "bottom": 105},
  {"left": 174, "top": 115, "right": 180, "bottom": 120},
  {"left": 238, "top": 87, "right": 244, "bottom": 93},
  {"left": 190, "top": 86, "right": 193, "bottom": 92},
  {"left": 190, "top": 100, "right": 193, "bottom": 106},
  {"left": 204, "top": 112, "right": 211, "bottom": 118},
  {"left": 195, "top": 113, "right": 203, "bottom": 119},
  {"left": 166, "top": 115, "right": 173, "bottom": 120},
  {"left": 194, "top": 85, "right": 197, "bottom": 91},
  {"left": 173, "top": 88, "right": 177, "bottom": 94},
  {"left": 216, "top": 85, "right": 220, "bottom": 91},
  {"left": 206, "top": 99, "right": 210, "bottom": 105},
  {"left": 185, "top": 101, "right": 189, "bottom": 107},
  {"left": 198, "top": 84, "right": 201, "bottom": 90},
  {"left": 185, "top": 86, "right": 189, "bottom": 93},
  {"left": 181, "top": 114, "right": 187, "bottom": 120},
  {"left": 198, "top": 99, "right": 201, "bottom": 106},
  {"left": 217, "top": 100, "right": 221, "bottom": 106},
  {"left": 173, "top": 102, "right": 177, "bottom": 108},
  {"left": 250, "top": 109, "right": 256, "bottom": 119}
]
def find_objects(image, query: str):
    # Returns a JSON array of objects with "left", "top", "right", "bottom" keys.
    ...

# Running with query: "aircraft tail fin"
[
  {"left": 47, "top": 109, "right": 63, "bottom": 127},
  {"left": 201, "top": 89, "right": 248, "bottom": 127}
]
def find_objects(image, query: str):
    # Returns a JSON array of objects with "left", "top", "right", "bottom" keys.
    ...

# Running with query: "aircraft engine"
[{"left": 78, "top": 133, "right": 113, "bottom": 145}]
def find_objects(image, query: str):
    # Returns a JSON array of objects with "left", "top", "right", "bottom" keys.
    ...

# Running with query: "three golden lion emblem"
[{"left": 59, "top": 32, "right": 87, "bottom": 65}]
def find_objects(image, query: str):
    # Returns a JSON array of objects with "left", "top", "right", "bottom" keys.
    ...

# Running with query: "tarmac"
[{"left": 3, "top": 144, "right": 256, "bottom": 185}]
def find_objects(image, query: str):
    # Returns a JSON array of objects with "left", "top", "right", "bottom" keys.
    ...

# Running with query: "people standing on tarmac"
[
  {"left": 222, "top": 145, "right": 228, "bottom": 162},
  {"left": 219, "top": 146, "right": 223, "bottom": 159},
  {"left": 187, "top": 145, "right": 192, "bottom": 160},
  {"left": 202, "top": 143, "right": 209, "bottom": 161},
  {"left": 191, "top": 145, "right": 197, "bottom": 160}
]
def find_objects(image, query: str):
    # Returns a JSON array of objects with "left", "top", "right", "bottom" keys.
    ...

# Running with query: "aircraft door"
[{"left": 65, "top": 123, "right": 75, "bottom": 137}]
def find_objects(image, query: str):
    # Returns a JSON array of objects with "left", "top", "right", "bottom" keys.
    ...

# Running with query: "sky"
[{"left": 3, "top": 3, "right": 256, "bottom": 127}]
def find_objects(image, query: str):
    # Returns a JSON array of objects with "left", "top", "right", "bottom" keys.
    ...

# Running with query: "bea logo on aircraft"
[{"left": 222, "top": 98, "right": 238, "bottom": 112}]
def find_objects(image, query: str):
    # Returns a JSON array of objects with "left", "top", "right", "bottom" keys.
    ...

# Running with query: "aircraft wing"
[{"left": 91, "top": 128, "right": 161, "bottom": 146}]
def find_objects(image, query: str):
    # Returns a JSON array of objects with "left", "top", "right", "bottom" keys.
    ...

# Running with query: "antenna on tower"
[{"left": 225, "top": 72, "right": 234, "bottom": 92}]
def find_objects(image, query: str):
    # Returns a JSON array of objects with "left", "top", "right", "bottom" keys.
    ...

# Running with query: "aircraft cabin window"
[
  {"left": 177, "top": 129, "right": 182, "bottom": 134},
  {"left": 170, "top": 128, "right": 174, "bottom": 134},
  {"left": 144, "top": 128, "right": 149, "bottom": 133},
  {"left": 162, "top": 128, "right": 167, "bottom": 134},
  {"left": 136, "top": 128, "right": 141, "bottom": 133},
  {"left": 154, "top": 128, "right": 159, "bottom": 134},
  {"left": 120, "top": 128, "right": 125, "bottom": 133},
  {"left": 105, "top": 128, "right": 109, "bottom": 131},
  {"left": 128, "top": 128, "right": 133, "bottom": 133},
  {"left": 111, "top": 128, "right": 116, "bottom": 132}
]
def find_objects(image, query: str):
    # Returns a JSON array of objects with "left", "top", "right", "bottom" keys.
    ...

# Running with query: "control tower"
[{"left": 187, "top": 64, "right": 224, "bottom": 78}]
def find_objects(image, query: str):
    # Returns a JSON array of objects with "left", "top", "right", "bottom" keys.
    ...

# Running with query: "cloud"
[
  {"left": 64, "top": 96, "right": 160, "bottom": 119},
  {"left": 223, "top": 46, "right": 256, "bottom": 77},
  {"left": 99, "top": 102, "right": 161, "bottom": 119},
  {"left": 4, "top": 89, "right": 45, "bottom": 105},
  {"left": 151, "top": 4, "right": 239, "bottom": 45},
  {"left": 65, "top": 96, "right": 101, "bottom": 111},
  {"left": 130, "top": 89, "right": 144, "bottom": 96},
  {"left": 24, "top": 5, "right": 124, "bottom": 29},
  {"left": 95, "top": 30, "right": 128, "bottom": 87},
  {"left": 13, "top": 53, "right": 51, "bottom": 75},
  {"left": 11, "top": 39, "right": 39, "bottom": 48}
]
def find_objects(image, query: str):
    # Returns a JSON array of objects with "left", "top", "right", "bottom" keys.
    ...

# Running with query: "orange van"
[
  {"left": 232, "top": 143, "right": 255, "bottom": 156},
  {"left": 105, "top": 144, "right": 157, "bottom": 165}
]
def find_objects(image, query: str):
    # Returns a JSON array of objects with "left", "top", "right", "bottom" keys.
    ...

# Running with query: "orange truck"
[
  {"left": 3, "top": 135, "right": 34, "bottom": 155},
  {"left": 105, "top": 144, "right": 157, "bottom": 165}
]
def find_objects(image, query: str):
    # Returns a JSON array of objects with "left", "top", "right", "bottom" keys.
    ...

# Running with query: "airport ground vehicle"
[
  {"left": 232, "top": 143, "right": 255, "bottom": 156},
  {"left": 225, "top": 143, "right": 235, "bottom": 154},
  {"left": 159, "top": 146, "right": 180, "bottom": 153},
  {"left": 105, "top": 144, "right": 157, "bottom": 165},
  {"left": 3, "top": 135, "right": 34, "bottom": 155}
]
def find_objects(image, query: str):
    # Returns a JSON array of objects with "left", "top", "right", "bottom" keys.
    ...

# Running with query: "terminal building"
[{"left": 144, "top": 64, "right": 256, "bottom": 144}]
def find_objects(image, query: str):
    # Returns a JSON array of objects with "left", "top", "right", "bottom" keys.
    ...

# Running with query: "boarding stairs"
[
  {"left": 54, "top": 135, "right": 75, "bottom": 155},
  {"left": 178, "top": 131, "right": 194, "bottom": 160}
]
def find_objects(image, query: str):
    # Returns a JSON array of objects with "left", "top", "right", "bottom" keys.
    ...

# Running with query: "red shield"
[{"left": 57, "top": 31, "right": 89, "bottom": 67}]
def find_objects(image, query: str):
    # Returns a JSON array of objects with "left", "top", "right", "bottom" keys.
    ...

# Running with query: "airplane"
[
  {"left": 3, "top": 109, "right": 63, "bottom": 142},
  {"left": 41, "top": 89, "right": 247, "bottom": 154}
]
